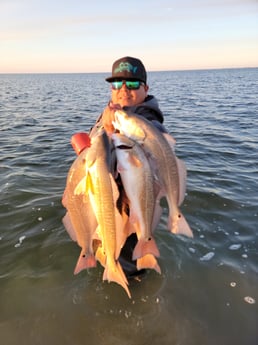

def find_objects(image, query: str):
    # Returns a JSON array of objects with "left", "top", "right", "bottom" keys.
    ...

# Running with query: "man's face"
[{"left": 110, "top": 81, "right": 149, "bottom": 107}]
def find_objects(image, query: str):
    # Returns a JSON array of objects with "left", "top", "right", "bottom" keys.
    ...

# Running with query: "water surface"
[{"left": 0, "top": 69, "right": 257, "bottom": 345}]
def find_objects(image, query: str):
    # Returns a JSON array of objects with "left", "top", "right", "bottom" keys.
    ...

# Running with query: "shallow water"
[{"left": 0, "top": 69, "right": 257, "bottom": 345}]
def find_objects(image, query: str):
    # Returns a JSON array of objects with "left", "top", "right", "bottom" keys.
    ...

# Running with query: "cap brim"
[
  {"left": 105, "top": 76, "right": 145, "bottom": 83},
  {"left": 105, "top": 77, "right": 116, "bottom": 82}
]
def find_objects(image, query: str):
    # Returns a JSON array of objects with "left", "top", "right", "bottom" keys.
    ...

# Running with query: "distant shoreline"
[{"left": 1, "top": 66, "right": 257, "bottom": 75}]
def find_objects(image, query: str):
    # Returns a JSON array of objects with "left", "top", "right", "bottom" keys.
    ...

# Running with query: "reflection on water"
[{"left": 0, "top": 69, "right": 257, "bottom": 345}]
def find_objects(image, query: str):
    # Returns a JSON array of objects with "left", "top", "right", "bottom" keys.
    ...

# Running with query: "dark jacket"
[{"left": 124, "top": 95, "right": 164, "bottom": 123}]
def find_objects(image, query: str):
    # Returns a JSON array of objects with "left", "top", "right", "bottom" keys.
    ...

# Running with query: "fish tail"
[
  {"left": 137, "top": 254, "right": 161, "bottom": 274},
  {"left": 74, "top": 250, "right": 97, "bottom": 274},
  {"left": 95, "top": 246, "right": 106, "bottom": 268},
  {"left": 103, "top": 260, "right": 131, "bottom": 298},
  {"left": 169, "top": 212, "right": 193, "bottom": 238},
  {"left": 132, "top": 237, "right": 160, "bottom": 261}
]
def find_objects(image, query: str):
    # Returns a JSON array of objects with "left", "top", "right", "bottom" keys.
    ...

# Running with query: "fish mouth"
[{"left": 116, "top": 144, "right": 133, "bottom": 150}]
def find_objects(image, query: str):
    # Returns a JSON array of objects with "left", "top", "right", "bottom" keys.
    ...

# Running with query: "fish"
[
  {"left": 112, "top": 133, "right": 160, "bottom": 264},
  {"left": 113, "top": 110, "right": 193, "bottom": 238},
  {"left": 62, "top": 143, "right": 98, "bottom": 274},
  {"left": 74, "top": 130, "right": 131, "bottom": 298},
  {"left": 137, "top": 254, "right": 161, "bottom": 274}
]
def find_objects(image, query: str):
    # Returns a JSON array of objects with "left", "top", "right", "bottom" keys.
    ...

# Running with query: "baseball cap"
[{"left": 105, "top": 56, "right": 147, "bottom": 83}]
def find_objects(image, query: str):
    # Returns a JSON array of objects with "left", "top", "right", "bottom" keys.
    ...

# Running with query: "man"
[{"left": 91, "top": 56, "right": 166, "bottom": 278}]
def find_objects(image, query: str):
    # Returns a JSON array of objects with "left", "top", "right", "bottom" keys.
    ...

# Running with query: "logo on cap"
[{"left": 114, "top": 62, "right": 137, "bottom": 75}]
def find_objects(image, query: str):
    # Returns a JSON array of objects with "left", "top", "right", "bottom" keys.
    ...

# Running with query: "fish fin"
[
  {"left": 110, "top": 173, "right": 119, "bottom": 201},
  {"left": 62, "top": 212, "right": 77, "bottom": 242},
  {"left": 115, "top": 209, "right": 127, "bottom": 259},
  {"left": 109, "top": 174, "right": 126, "bottom": 259},
  {"left": 151, "top": 201, "right": 163, "bottom": 232},
  {"left": 74, "top": 250, "right": 97, "bottom": 274},
  {"left": 86, "top": 172, "right": 95, "bottom": 194},
  {"left": 74, "top": 176, "right": 87, "bottom": 195},
  {"left": 103, "top": 260, "right": 131, "bottom": 298},
  {"left": 94, "top": 225, "right": 103, "bottom": 242},
  {"left": 62, "top": 189, "right": 68, "bottom": 208},
  {"left": 124, "top": 215, "right": 137, "bottom": 237},
  {"left": 137, "top": 254, "right": 161, "bottom": 274},
  {"left": 92, "top": 228, "right": 101, "bottom": 241},
  {"left": 176, "top": 157, "right": 187, "bottom": 206},
  {"left": 74, "top": 172, "right": 94, "bottom": 196},
  {"left": 95, "top": 246, "right": 106, "bottom": 268},
  {"left": 132, "top": 237, "right": 160, "bottom": 260},
  {"left": 169, "top": 212, "right": 193, "bottom": 238}
]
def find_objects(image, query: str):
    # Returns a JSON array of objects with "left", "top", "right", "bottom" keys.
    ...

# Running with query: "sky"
[{"left": 0, "top": 0, "right": 257, "bottom": 73}]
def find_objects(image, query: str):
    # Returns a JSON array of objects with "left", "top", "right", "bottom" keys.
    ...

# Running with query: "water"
[{"left": 0, "top": 69, "right": 257, "bottom": 345}]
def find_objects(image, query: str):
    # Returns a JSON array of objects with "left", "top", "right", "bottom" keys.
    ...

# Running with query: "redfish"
[
  {"left": 74, "top": 130, "right": 131, "bottom": 298},
  {"left": 62, "top": 143, "right": 98, "bottom": 273},
  {"left": 113, "top": 110, "right": 193, "bottom": 238},
  {"left": 112, "top": 133, "right": 160, "bottom": 267}
]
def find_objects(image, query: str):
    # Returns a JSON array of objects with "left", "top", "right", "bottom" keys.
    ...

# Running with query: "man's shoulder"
[{"left": 134, "top": 95, "right": 164, "bottom": 123}]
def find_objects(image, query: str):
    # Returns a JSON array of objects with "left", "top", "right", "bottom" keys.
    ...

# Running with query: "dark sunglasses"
[{"left": 111, "top": 80, "right": 143, "bottom": 90}]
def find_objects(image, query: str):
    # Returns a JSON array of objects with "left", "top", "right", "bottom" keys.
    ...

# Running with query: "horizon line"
[{"left": 1, "top": 66, "right": 257, "bottom": 75}]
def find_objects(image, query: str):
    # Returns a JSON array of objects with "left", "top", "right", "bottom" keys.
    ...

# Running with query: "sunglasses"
[{"left": 111, "top": 80, "right": 143, "bottom": 90}]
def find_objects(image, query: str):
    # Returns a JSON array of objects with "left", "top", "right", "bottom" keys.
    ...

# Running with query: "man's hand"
[{"left": 102, "top": 103, "right": 121, "bottom": 134}]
